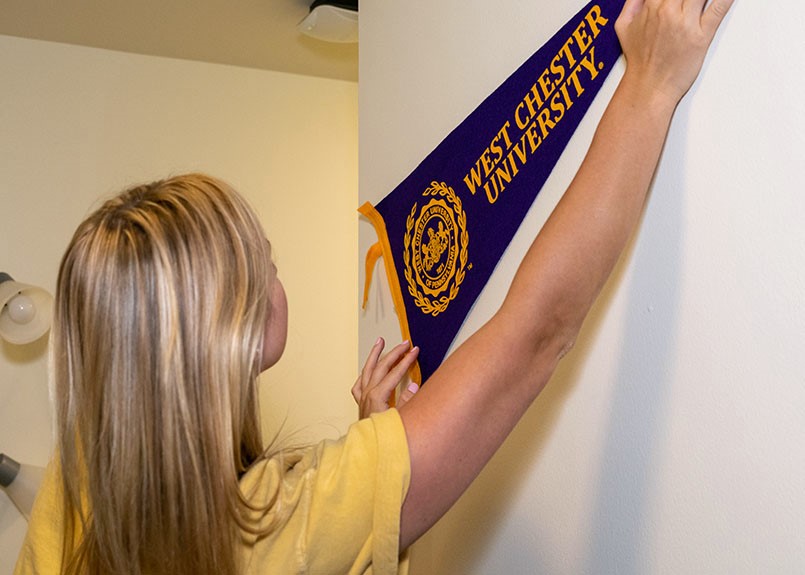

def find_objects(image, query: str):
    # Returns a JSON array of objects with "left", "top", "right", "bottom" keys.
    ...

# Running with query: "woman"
[{"left": 15, "top": 0, "right": 733, "bottom": 573}]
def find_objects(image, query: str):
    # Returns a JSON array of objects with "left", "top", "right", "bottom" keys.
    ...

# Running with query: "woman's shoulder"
[
  {"left": 238, "top": 409, "right": 411, "bottom": 574},
  {"left": 241, "top": 409, "right": 409, "bottom": 503}
]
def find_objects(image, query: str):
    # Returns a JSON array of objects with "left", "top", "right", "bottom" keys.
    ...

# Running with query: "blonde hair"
[{"left": 53, "top": 174, "right": 276, "bottom": 575}]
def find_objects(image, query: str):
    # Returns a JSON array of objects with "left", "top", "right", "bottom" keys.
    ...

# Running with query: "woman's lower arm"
[{"left": 501, "top": 73, "right": 678, "bottom": 355}]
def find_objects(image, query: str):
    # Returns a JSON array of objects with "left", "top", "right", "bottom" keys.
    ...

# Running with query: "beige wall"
[
  {"left": 360, "top": 2, "right": 805, "bottom": 573},
  {"left": 0, "top": 35, "right": 358, "bottom": 572}
]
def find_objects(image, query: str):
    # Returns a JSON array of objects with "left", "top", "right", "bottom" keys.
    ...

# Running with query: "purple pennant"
[{"left": 361, "top": 0, "right": 627, "bottom": 384}]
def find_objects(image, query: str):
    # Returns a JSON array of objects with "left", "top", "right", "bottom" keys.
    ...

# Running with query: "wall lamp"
[
  {"left": 298, "top": 0, "right": 358, "bottom": 43},
  {"left": 0, "top": 273, "right": 53, "bottom": 344},
  {"left": 0, "top": 453, "right": 45, "bottom": 520}
]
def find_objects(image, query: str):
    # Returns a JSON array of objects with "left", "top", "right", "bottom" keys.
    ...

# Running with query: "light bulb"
[{"left": 6, "top": 293, "right": 36, "bottom": 324}]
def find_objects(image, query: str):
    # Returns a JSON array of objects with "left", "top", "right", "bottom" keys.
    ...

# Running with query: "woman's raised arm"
[{"left": 397, "top": 0, "right": 734, "bottom": 548}]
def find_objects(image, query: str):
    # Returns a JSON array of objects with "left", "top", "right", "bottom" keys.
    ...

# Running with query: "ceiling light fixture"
[{"left": 298, "top": 0, "right": 358, "bottom": 44}]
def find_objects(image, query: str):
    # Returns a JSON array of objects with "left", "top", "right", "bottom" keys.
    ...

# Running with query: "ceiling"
[{"left": 0, "top": 0, "right": 358, "bottom": 82}]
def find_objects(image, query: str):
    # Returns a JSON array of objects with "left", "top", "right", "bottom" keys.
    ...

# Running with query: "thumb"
[
  {"left": 618, "top": 0, "right": 645, "bottom": 24},
  {"left": 396, "top": 381, "right": 420, "bottom": 409},
  {"left": 701, "top": 0, "right": 735, "bottom": 41}
]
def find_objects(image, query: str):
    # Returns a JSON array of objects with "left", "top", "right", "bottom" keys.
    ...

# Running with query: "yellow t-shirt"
[{"left": 14, "top": 410, "right": 411, "bottom": 575}]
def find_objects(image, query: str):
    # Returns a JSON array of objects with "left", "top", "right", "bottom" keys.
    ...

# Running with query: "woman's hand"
[
  {"left": 352, "top": 338, "right": 420, "bottom": 419},
  {"left": 615, "top": 0, "right": 734, "bottom": 108}
]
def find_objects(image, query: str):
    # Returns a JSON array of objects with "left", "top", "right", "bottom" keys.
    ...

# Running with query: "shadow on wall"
[
  {"left": 1, "top": 336, "right": 49, "bottom": 366},
  {"left": 579, "top": 107, "right": 689, "bottom": 574}
]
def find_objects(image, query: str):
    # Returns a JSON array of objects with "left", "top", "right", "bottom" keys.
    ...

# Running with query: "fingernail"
[
  {"left": 374, "top": 337, "right": 384, "bottom": 346},
  {"left": 407, "top": 383, "right": 419, "bottom": 394}
]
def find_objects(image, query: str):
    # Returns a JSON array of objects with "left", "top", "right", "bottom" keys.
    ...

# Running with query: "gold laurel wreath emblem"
[{"left": 403, "top": 181, "right": 469, "bottom": 317}]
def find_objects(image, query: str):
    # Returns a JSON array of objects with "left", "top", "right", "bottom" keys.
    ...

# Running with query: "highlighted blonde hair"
[{"left": 53, "top": 174, "right": 275, "bottom": 575}]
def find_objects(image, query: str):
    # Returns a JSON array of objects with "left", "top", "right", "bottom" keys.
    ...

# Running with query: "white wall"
[
  {"left": 0, "top": 36, "right": 358, "bottom": 573},
  {"left": 360, "top": 2, "right": 805, "bottom": 573}
]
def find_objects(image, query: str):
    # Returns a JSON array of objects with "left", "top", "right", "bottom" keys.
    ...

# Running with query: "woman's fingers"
[
  {"left": 354, "top": 341, "right": 420, "bottom": 418},
  {"left": 378, "top": 346, "right": 419, "bottom": 397},
  {"left": 370, "top": 340, "right": 413, "bottom": 384},
  {"left": 701, "top": 0, "right": 734, "bottom": 40},
  {"left": 619, "top": 0, "right": 645, "bottom": 23},
  {"left": 353, "top": 337, "right": 385, "bottom": 401},
  {"left": 363, "top": 346, "right": 419, "bottom": 406},
  {"left": 363, "top": 337, "right": 385, "bottom": 381}
]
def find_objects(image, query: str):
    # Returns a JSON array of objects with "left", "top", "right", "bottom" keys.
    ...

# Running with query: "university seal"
[{"left": 403, "top": 182, "right": 469, "bottom": 316}]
